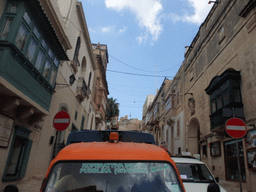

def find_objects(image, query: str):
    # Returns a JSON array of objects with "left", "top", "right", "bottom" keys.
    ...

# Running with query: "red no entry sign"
[
  {"left": 53, "top": 111, "right": 70, "bottom": 131},
  {"left": 225, "top": 118, "right": 247, "bottom": 138}
]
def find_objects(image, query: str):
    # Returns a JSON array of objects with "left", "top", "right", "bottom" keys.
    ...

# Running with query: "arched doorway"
[{"left": 188, "top": 118, "right": 200, "bottom": 156}]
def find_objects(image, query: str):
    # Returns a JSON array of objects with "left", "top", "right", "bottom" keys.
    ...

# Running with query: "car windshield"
[
  {"left": 43, "top": 161, "right": 184, "bottom": 192},
  {"left": 175, "top": 163, "right": 215, "bottom": 183}
]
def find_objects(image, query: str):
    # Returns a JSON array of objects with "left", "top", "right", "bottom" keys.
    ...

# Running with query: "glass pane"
[
  {"left": 33, "top": 26, "right": 41, "bottom": 40},
  {"left": 216, "top": 96, "right": 222, "bottom": 110},
  {"left": 43, "top": 60, "right": 51, "bottom": 80},
  {"left": 26, "top": 38, "right": 37, "bottom": 62},
  {"left": 176, "top": 163, "right": 214, "bottom": 183},
  {"left": 225, "top": 141, "right": 246, "bottom": 181},
  {"left": 223, "top": 89, "right": 229, "bottom": 106},
  {"left": 48, "top": 48, "right": 54, "bottom": 59},
  {"left": 234, "top": 88, "right": 241, "bottom": 102},
  {"left": 211, "top": 100, "right": 216, "bottom": 113},
  {"left": 15, "top": 24, "right": 28, "bottom": 51},
  {"left": 42, "top": 39, "right": 48, "bottom": 50},
  {"left": 49, "top": 68, "right": 57, "bottom": 86},
  {"left": 23, "top": 11, "right": 31, "bottom": 25},
  {"left": 35, "top": 49, "right": 45, "bottom": 72},
  {"left": 54, "top": 57, "right": 60, "bottom": 67},
  {"left": 0, "top": 18, "right": 13, "bottom": 39},
  {"left": 8, "top": 4, "right": 18, "bottom": 13},
  {"left": 6, "top": 137, "right": 25, "bottom": 175},
  {"left": 43, "top": 162, "right": 182, "bottom": 192}
]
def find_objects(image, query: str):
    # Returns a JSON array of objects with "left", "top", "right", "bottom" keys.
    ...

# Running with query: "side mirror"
[
  {"left": 215, "top": 177, "right": 219, "bottom": 183},
  {"left": 207, "top": 183, "right": 220, "bottom": 192},
  {"left": 4, "top": 185, "right": 19, "bottom": 192}
]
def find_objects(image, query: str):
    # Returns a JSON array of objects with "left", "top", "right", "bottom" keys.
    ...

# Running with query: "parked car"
[
  {"left": 38, "top": 132, "right": 185, "bottom": 192},
  {"left": 172, "top": 156, "right": 227, "bottom": 192}
]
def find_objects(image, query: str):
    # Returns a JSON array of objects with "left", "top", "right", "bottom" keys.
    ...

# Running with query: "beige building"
[
  {"left": 143, "top": 78, "right": 171, "bottom": 145},
  {"left": 119, "top": 116, "right": 141, "bottom": 131},
  {"left": 143, "top": 0, "right": 256, "bottom": 191},
  {"left": 0, "top": 0, "right": 109, "bottom": 190},
  {"left": 143, "top": 0, "right": 256, "bottom": 190},
  {"left": 181, "top": 0, "right": 256, "bottom": 191},
  {"left": 91, "top": 43, "right": 109, "bottom": 130}
]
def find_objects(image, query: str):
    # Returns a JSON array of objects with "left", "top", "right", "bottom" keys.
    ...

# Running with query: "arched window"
[
  {"left": 73, "top": 36, "right": 81, "bottom": 66},
  {"left": 88, "top": 72, "right": 92, "bottom": 88}
]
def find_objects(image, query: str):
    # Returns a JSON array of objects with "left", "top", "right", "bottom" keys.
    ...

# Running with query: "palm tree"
[
  {"left": 106, "top": 97, "right": 119, "bottom": 120},
  {"left": 106, "top": 97, "right": 119, "bottom": 129}
]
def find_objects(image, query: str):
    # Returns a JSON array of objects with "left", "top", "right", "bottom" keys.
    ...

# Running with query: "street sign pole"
[{"left": 236, "top": 138, "right": 242, "bottom": 192}]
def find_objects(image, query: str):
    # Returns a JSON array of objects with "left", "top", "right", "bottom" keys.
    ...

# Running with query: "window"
[
  {"left": 234, "top": 88, "right": 241, "bottom": 102},
  {"left": 23, "top": 11, "right": 31, "bottom": 26},
  {"left": 211, "top": 100, "right": 216, "bottom": 113},
  {"left": 224, "top": 140, "right": 246, "bottom": 181},
  {"left": 210, "top": 141, "right": 221, "bottom": 156},
  {"left": 205, "top": 70, "right": 243, "bottom": 130},
  {"left": 202, "top": 145, "right": 207, "bottom": 158},
  {"left": 43, "top": 59, "right": 51, "bottom": 80},
  {"left": 216, "top": 95, "right": 222, "bottom": 110},
  {"left": 165, "top": 96, "right": 172, "bottom": 111},
  {"left": 73, "top": 36, "right": 81, "bottom": 66},
  {"left": 8, "top": 4, "right": 18, "bottom": 13},
  {"left": 0, "top": 18, "right": 13, "bottom": 39},
  {"left": 35, "top": 49, "right": 45, "bottom": 72},
  {"left": 88, "top": 72, "right": 92, "bottom": 88},
  {"left": 74, "top": 111, "right": 78, "bottom": 120},
  {"left": 80, "top": 115, "right": 85, "bottom": 130},
  {"left": 223, "top": 89, "right": 229, "bottom": 106},
  {"left": 15, "top": 24, "right": 28, "bottom": 51},
  {"left": 49, "top": 68, "right": 57, "bottom": 86},
  {"left": 26, "top": 37, "right": 37, "bottom": 62},
  {"left": 33, "top": 26, "right": 41, "bottom": 40},
  {"left": 43, "top": 162, "right": 184, "bottom": 192},
  {"left": 177, "top": 120, "right": 180, "bottom": 138}
]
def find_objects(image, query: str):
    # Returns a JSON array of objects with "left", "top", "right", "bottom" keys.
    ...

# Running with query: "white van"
[{"left": 172, "top": 156, "right": 227, "bottom": 192}]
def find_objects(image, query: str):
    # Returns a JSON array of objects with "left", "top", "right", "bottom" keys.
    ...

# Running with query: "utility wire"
[
  {"left": 110, "top": 55, "right": 181, "bottom": 73},
  {"left": 107, "top": 69, "right": 173, "bottom": 78},
  {"left": 66, "top": 17, "right": 182, "bottom": 74}
]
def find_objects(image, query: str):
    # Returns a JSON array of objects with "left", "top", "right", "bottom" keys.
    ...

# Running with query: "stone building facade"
[
  {"left": 91, "top": 43, "right": 109, "bottom": 130},
  {"left": 0, "top": 0, "right": 108, "bottom": 190},
  {"left": 182, "top": 0, "right": 256, "bottom": 191},
  {"left": 143, "top": 0, "right": 256, "bottom": 190},
  {"left": 119, "top": 115, "right": 141, "bottom": 131}
]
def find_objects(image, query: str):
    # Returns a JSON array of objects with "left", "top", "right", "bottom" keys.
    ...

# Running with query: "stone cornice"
[{"left": 76, "top": 1, "right": 96, "bottom": 71}]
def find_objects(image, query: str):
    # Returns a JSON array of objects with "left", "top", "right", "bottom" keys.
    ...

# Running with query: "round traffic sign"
[
  {"left": 225, "top": 118, "right": 247, "bottom": 138},
  {"left": 53, "top": 111, "right": 70, "bottom": 131}
]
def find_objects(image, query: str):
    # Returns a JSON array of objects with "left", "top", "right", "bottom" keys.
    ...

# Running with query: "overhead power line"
[
  {"left": 107, "top": 69, "right": 174, "bottom": 78},
  {"left": 66, "top": 17, "right": 182, "bottom": 74},
  {"left": 110, "top": 55, "right": 181, "bottom": 73}
]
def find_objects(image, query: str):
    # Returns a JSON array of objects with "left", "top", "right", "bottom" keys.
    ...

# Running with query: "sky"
[{"left": 81, "top": 0, "right": 214, "bottom": 120}]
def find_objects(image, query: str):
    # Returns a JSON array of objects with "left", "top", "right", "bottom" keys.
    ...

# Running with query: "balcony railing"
[{"left": 76, "top": 77, "right": 90, "bottom": 101}]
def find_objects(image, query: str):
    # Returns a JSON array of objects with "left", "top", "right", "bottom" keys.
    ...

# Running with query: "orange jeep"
[{"left": 40, "top": 132, "right": 185, "bottom": 192}]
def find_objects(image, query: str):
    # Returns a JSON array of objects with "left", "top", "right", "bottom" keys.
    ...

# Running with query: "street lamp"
[{"left": 55, "top": 74, "right": 76, "bottom": 90}]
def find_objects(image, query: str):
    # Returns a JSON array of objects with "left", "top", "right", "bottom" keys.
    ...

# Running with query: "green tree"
[{"left": 106, "top": 97, "right": 119, "bottom": 121}]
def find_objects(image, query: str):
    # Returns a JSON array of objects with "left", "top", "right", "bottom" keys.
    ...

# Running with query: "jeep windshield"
[
  {"left": 175, "top": 163, "right": 215, "bottom": 183},
  {"left": 43, "top": 161, "right": 184, "bottom": 192}
]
